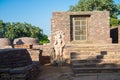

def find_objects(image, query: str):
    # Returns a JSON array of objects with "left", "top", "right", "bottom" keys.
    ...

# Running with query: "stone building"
[
  {"left": 51, "top": 11, "right": 112, "bottom": 44},
  {"left": 50, "top": 11, "right": 114, "bottom": 62}
]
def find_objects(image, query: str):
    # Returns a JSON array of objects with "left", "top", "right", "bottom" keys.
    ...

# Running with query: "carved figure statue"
[{"left": 53, "top": 31, "right": 65, "bottom": 65}]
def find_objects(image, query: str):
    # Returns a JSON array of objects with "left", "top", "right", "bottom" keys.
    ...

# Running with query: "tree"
[
  {"left": 0, "top": 20, "right": 5, "bottom": 37},
  {"left": 110, "top": 18, "right": 120, "bottom": 27},
  {"left": 1, "top": 20, "right": 49, "bottom": 44},
  {"left": 39, "top": 34, "right": 49, "bottom": 44},
  {"left": 0, "top": 20, "right": 4, "bottom": 31},
  {"left": 69, "top": 0, "right": 120, "bottom": 27}
]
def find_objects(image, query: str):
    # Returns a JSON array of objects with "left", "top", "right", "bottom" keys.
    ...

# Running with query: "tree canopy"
[
  {"left": 0, "top": 20, "right": 49, "bottom": 44},
  {"left": 69, "top": 0, "right": 120, "bottom": 27}
]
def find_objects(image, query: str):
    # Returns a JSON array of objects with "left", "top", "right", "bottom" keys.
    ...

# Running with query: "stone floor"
[{"left": 36, "top": 64, "right": 120, "bottom": 80}]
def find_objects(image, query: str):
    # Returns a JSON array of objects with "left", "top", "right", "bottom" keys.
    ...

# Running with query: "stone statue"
[{"left": 53, "top": 31, "right": 65, "bottom": 65}]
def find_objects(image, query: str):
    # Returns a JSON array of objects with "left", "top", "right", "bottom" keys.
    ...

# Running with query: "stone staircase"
[{"left": 70, "top": 44, "right": 120, "bottom": 75}]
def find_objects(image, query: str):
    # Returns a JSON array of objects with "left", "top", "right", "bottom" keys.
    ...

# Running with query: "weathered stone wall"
[
  {"left": 51, "top": 11, "right": 111, "bottom": 44},
  {"left": 89, "top": 11, "right": 111, "bottom": 43},
  {"left": 51, "top": 12, "right": 70, "bottom": 44}
]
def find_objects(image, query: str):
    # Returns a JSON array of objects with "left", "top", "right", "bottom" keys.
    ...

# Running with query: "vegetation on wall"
[
  {"left": 0, "top": 20, "right": 49, "bottom": 44},
  {"left": 69, "top": 0, "right": 120, "bottom": 27}
]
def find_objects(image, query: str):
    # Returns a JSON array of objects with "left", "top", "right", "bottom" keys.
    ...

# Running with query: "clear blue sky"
[{"left": 0, "top": 0, "right": 119, "bottom": 36}]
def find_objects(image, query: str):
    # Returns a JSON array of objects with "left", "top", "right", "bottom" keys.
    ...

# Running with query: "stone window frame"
[{"left": 72, "top": 16, "right": 88, "bottom": 41}]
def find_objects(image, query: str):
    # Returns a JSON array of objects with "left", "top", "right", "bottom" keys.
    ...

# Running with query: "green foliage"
[
  {"left": 0, "top": 20, "right": 49, "bottom": 44},
  {"left": 39, "top": 34, "right": 49, "bottom": 44},
  {"left": 69, "top": 0, "right": 120, "bottom": 26},
  {"left": 0, "top": 20, "right": 5, "bottom": 36},
  {"left": 110, "top": 18, "right": 120, "bottom": 27}
]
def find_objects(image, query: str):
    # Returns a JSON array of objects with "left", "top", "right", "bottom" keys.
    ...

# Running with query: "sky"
[{"left": 0, "top": 0, "right": 120, "bottom": 36}]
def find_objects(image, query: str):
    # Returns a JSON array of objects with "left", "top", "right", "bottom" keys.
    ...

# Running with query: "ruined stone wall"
[{"left": 51, "top": 11, "right": 111, "bottom": 44}]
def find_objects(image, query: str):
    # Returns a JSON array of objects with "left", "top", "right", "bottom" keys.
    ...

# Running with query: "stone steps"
[{"left": 70, "top": 45, "right": 120, "bottom": 75}]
